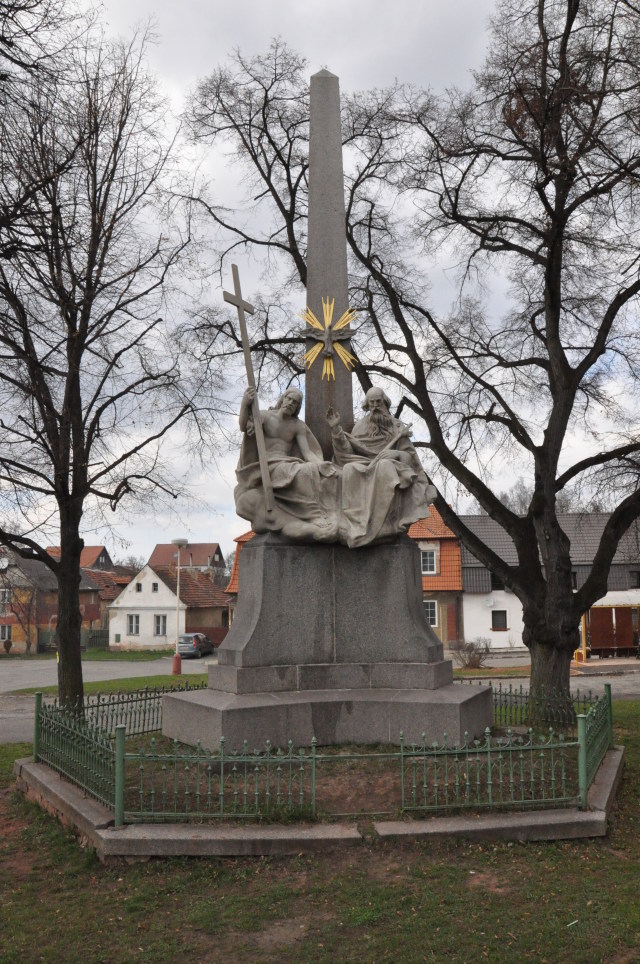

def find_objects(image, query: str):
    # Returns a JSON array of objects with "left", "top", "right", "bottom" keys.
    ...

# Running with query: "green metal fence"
[
  {"left": 34, "top": 693, "right": 116, "bottom": 809},
  {"left": 81, "top": 683, "right": 206, "bottom": 737},
  {"left": 463, "top": 680, "right": 597, "bottom": 735},
  {"left": 400, "top": 727, "right": 578, "bottom": 812},
  {"left": 578, "top": 682, "right": 614, "bottom": 807},
  {"left": 123, "top": 737, "right": 314, "bottom": 823},
  {"left": 32, "top": 683, "right": 615, "bottom": 825}
]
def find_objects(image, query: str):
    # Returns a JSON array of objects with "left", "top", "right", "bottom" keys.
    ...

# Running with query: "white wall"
[
  {"left": 109, "top": 565, "right": 184, "bottom": 650},
  {"left": 462, "top": 590, "right": 527, "bottom": 651}
]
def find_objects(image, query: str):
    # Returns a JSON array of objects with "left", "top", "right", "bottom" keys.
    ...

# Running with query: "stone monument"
[{"left": 163, "top": 70, "right": 492, "bottom": 750}]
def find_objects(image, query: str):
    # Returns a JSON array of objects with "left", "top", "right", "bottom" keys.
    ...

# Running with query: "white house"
[
  {"left": 460, "top": 513, "right": 640, "bottom": 652},
  {"left": 109, "top": 563, "right": 230, "bottom": 651},
  {"left": 109, "top": 565, "right": 181, "bottom": 650}
]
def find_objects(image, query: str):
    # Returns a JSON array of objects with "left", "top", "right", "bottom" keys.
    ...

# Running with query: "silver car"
[{"left": 177, "top": 633, "right": 214, "bottom": 659}]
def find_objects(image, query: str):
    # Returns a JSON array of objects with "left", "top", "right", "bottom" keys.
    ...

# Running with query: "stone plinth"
[
  {"left": 217, "top": 533, "right": 444, "bottom": 669},
  {"left": 162, "top": 534, "right": 493, "bottom": 750},
  {"left": 163, "top": 684, "right": 493, "bottom": 752}
]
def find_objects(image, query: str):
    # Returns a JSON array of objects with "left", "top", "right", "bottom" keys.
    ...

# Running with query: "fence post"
[
  {"left": 114, "top": 724, "right": 126, "bottom": 827},
  {"left": 33, "top": 692, "right": 42, "bottom": 763},
  {"left": 311, "top": 737, "right": 316, "bottom": 817},
  {"left": 577, "top": 714, "right": 587, "bottom": 810},
  {"left": 400, "top": 732, "right": 405, "bottom": 810},
  {"left": 605, "top": 682, "right": 613, "bottom": 749}
]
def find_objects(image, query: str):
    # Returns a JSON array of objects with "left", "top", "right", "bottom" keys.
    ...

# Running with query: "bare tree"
[
  {"left": 187, "top": 5, "right": 640, "bottom": 696},
  {"left": 0, "top": 30, "right": 207, "bottom": 703}
]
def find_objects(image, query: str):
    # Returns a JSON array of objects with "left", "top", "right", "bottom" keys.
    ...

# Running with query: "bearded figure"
[{"left": 327, "top": 387, "right": 435, "bottom": 548}]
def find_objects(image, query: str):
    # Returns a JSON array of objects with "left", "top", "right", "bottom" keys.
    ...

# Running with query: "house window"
[
  {"left": 152, "top": 583, "right": 158, "bottom": 593},
  {"left": 0, "top": 625, "right": 11, "bottom": 641},
  {"left": 135, "top": 583, "right": 142, "bottom": 593},
  {"left": 490, "top": 572, "right": 504, "bottom": 591},
  {"left": 492, "top": 610, "right": 508, "bottom": 631},
  {"left": 630, "top": 571, "right": 640, "bottom": 589},
  {"left": 154, "top": 614, "right": 167, "bottom": 636},
  {"left": 0, "top": 589, "right": 12, "bottom": 604},
  {"left": 571, "top": 571, "right": 578, "bottom": 591},
  {"left": 222, "top": 611, "right": 229, "bottom": 628},
  {"left": 423, "top": 600, "right": 437, "bottom": 626},
  {"left": 127, "top": 614, "right": 140, "bottom": 635},
  {"left": 421, "top": 550, "right": 436, "bottom": 575}
]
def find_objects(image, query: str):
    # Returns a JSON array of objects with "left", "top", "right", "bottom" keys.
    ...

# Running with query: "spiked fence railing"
[
  {"left": 32, "top": 683, "right": 614, "bottom": 824},
  {"left": 400, "top": 727, "right": 578, "bottom": 812},
  {"left": 123, "top": 737, "right": 315, "bottom": 823}
]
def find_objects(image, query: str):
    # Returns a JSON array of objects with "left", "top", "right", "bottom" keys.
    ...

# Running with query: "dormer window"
[{"left": 421, "top": 550, "right": 436, "bottom": 575}]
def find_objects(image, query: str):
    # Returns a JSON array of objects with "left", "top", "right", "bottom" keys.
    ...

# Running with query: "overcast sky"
[{"left": 95, "top": 0, "right": 497, "bottom": 562}]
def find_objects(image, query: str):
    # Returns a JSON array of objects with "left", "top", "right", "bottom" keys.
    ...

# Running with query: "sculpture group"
[{"left": 235, "top": 383, "right": 436, "bottom": 548}]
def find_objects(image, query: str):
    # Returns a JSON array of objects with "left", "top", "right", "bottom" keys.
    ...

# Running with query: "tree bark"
[
  {"left": 524, "top": 615, "right": 579, "bottom": 698},
  {"left": 55, "top": 510, "right": 84, "bottom": 705}
]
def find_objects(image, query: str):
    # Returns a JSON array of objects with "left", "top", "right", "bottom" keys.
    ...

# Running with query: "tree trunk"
[
  {"left": 527, "top": 636, "right": 576, "bottom": 697},
  {"left": 56, "top": 511, "right": 84, "bottom": 706}
]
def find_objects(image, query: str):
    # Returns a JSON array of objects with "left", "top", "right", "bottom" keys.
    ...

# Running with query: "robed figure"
[
  {"left": 235, "top": 386, "right": 340, "bottom": 542},
  {"left": 327, "top": 386, "right": 435, "bottom": 548}
]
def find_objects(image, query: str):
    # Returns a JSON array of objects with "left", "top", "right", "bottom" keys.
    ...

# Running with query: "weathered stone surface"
[
  {"left": 208, "top": 661, "right": 453, "bottom": 695},
  {"left": 163, "top": 683, "right": 492, "bottom": 751},
  {"left": 306, "top": 69, "right": 352, "bottom": 458},
  {"left": 216, "top": 533, "right": 443, "bottom": 670}
]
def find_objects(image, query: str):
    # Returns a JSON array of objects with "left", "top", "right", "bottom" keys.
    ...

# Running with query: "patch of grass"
[
  {"left": 0, "top": 701, "right": 637, "bottom": 962},
  {"left": 0, "top": 651, "right": 56, "bottom": 660},
  {"left": 15, "top": 674, "right": 208, "bottom": 696},
  {"left": 81, "top": 648, "right": 174, "bottom": 661},
  {"left": 0, "top": 743, "right": 30, "bottom": 789},
  {"left": 453, "top": 665, "right": 530, "bottom": 678}
]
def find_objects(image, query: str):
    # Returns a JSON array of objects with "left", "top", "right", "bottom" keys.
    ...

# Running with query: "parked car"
[{"left": 177, "top": 633, "right": 214, "bottom": 659}]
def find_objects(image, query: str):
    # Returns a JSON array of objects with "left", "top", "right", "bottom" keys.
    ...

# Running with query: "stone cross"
[
  {"left": 305, "top": 69, "right": 354, "bottom": 459},
  {"left": 223, "top": 264, "right": 274, "bottom": 514}
]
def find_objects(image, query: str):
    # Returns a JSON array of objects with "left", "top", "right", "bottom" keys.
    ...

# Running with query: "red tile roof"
[
  {"left": 225, "top": 531, "right": 255, "bottom": 594},
  {"left": 47, "top": 545, "right": 110, "bottom": 567},
  {"left": 408, "top": 507, "right": 463, "bottom": 591},
  {"left": 82, "top": 568, "right": 133, "bottom": 602},
  {"left": 152, "top": 566, "right": 228, "bottom": 608},
  {"left": 408, "top": 506, "right": 457, "bottom": 540},
  {"left": 148, "top": 543, "right": 222, "bottom": 568},
  {"left": 421, "top": 540, "right": 462, "bottom": 592}
]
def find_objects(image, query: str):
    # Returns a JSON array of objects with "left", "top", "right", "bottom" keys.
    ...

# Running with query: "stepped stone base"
[
  {"left": 162, "top": 533, "right": 493, "bottom": 750},
  {"left": 208, "top": 660, "right": 454, "bottom": 694},
  {"left": 163, "top": 683, "right": 493, "bottom": 751}
]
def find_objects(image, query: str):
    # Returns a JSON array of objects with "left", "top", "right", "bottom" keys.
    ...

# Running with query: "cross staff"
[{"left": 223, "top": 265, "right": 274, "bottom": 515}]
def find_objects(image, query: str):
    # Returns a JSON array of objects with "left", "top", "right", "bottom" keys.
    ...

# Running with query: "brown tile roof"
[
  {"left": 47, "top": 545, "right": 110, "bottom": 568},
  {"left": 408, "top": 506, "right": 456, "bottom": 540},
  {"left": 148, "top": 543, "right": 222, "bottom": 568},
  {"left": 82, "top": 568, "right": 133, "bottom": 602},
  {"left": 152, "top": 566, "right": 228, "bottom": 608},
  {"left": 225, "top": 531, "right": 255, "bottom": 594}
]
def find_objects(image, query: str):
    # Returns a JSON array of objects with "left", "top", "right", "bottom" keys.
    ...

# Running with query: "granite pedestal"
[{"left": 163, "top": 534, "right": 492, "bottom": 750}]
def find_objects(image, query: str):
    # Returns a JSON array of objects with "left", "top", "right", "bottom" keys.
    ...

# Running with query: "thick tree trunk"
[
  {"left": 56, "top": 510, "right": 84, "bottom": 706},
  {"left": 527, "top": 636, "right": 576, "bottom": 696}
]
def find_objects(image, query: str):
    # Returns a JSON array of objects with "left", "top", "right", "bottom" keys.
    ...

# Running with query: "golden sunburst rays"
[{"left": 300, "top": 297, "right": 358, "bottom": 380}]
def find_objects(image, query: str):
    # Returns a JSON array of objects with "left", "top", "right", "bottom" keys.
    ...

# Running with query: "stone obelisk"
[{"left": 305, "top": 69, "right": 354, "bottom": 459}]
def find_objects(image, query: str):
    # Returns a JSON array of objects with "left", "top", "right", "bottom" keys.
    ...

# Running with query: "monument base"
[
  {"left": 163, "top": 682, "right": 493, "bottom": 751},
  {"left": 162, "top": 533, "right": 493, "bottom": 750}
]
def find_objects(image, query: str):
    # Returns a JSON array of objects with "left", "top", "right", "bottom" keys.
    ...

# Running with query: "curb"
[{"left": 14, "top": 746, "right": 625, "bottom": 861}]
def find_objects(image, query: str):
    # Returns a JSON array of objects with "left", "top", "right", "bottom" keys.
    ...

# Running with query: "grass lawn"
[
  {"left": 14, "top": 674, "right": 208, "bottom": 696},
  {"left": 0, "top": 701, "right": 638, "bottom": 962},
  {"left": 0, "top": 649, "right": 173, "bottom": 662}
]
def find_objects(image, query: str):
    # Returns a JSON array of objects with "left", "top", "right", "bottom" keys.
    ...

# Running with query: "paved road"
[
  {"left": 0, "top": 655, "right": 216, "bottom": 744},
  {"left": 2, "top": 653, "right": 640, "bottom": 745}
]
